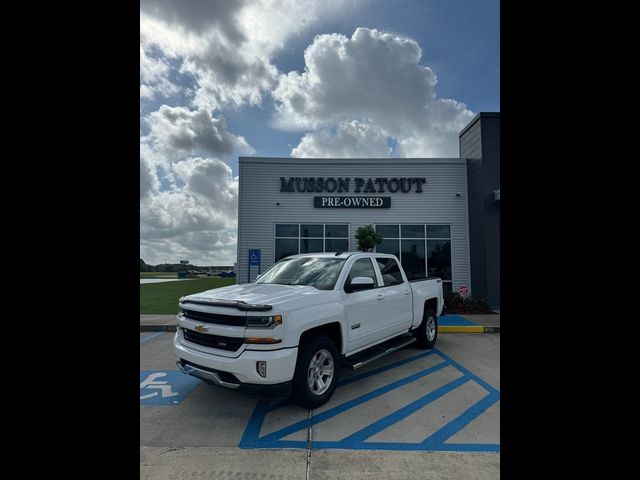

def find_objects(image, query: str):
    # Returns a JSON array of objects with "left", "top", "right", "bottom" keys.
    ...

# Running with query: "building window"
[
  {"left": 375, "top": 224, "right": 453, "bottom": 294},
  {"left": 275, "top": 224, "right": 349, "bottom": 262}
]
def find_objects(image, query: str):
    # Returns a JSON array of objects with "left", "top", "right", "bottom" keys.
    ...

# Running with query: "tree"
[
  {"left": 140, "top": 258, "right": 148, "bottom": 272},
  {"left": 354, "top": 225, "right": 383, "bottom": 252}
]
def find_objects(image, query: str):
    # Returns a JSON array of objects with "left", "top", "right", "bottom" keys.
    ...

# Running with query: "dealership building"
[{"left": 236, "top": 112, "right": 500, "bottom": 309}]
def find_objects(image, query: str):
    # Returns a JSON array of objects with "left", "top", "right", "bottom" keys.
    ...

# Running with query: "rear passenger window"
[
  {"left": 376, "top": 258, "right": 404, "bottom": 286},
  {"left": 347, "top": 258, "right": 378, "bottom": 287}
]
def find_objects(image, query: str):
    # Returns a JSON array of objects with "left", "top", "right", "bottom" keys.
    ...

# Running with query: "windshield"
[{"left": 254, "top": 257, "right": 346, "bottom": 290}]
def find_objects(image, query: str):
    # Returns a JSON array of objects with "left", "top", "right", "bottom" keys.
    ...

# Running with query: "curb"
[
  {"left": 439, "top": 326, "right": 500, "bottom": 333},
  {"left": 439, "top": 325, "right": 484, "bottom": 333},
  {"left": 140, "top": 325, "right": 499, "bottom": 333}
]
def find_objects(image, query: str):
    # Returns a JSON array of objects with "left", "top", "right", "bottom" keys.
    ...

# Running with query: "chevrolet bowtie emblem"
[{"left": 194, "top": 324, "right": 208, "bottom": 333}]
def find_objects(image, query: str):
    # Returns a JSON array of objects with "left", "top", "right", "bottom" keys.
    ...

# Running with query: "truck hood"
[{"left": 183, "top": 283, "right": 325, "bottom": 307}]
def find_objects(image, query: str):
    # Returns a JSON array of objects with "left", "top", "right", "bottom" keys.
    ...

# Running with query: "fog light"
[{"left": 256, "top": 361, "right": 267, "bottom": 378}]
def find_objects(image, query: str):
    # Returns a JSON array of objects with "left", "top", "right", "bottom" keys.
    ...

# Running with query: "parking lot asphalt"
[{"left": 141, "top": 332, "right": 500, "bottom": 479}]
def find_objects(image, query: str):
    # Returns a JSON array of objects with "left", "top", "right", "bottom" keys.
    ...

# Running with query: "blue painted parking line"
[
  {"left": 240, "top": 347, "right": 500, "bottom": 452},
  {"left": 259, "top": 360, "right": 450, "bottom": 442},
  {"left": 262, "top": 350, "right": 437, "bottom": 413},
  {"left": 140, "top": 370, "right": 201, "bottom": 405},
  {"left": 342, "top": 375, "right": 470, "bottom": 442},
  {"left": 140, "top": 331, "right": 165, "bottom": 344},
  {"left": 422, "top": 391, "right": 499, "bottom": 448},
  {"left": 438, "top": 315, "right": 478, "bottom": 326}
]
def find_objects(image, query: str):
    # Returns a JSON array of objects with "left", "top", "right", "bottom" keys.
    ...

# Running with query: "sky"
[{"left": 140, "top": 0, "right": 500, "bottom": 266}]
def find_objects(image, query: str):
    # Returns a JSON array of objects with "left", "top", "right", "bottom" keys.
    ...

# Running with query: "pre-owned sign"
[{"left": 314, "top": 196, "right": 391, "bottom": 208}]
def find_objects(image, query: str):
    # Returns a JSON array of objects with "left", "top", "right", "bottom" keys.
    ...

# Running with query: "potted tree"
[{"left": 354, "top": 225, "right": 383, "bottom": 252}]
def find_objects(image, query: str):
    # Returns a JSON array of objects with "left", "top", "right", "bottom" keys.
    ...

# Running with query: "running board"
[{"left": 343, "top": 334, "right": 417, "bottom": 370}]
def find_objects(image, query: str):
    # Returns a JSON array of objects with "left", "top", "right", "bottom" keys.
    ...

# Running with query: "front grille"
[
  {"left": 182, "top": 328, "right": 243, "bottom": 352},
  {"left": 182, "top": 309, "right": 246, "bottom": 327}
]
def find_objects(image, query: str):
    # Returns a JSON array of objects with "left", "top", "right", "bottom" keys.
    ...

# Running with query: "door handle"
[
  {"left": 404, "top": 290, "right": 410, "bottom": 295},
  {"left": 376, "top": 294, "right": 384, "bottom": 300}
]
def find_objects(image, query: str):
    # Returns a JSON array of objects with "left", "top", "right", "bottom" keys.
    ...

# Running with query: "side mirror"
[{"left": 345, "top": 276, "right": 375, "bottom": 293}]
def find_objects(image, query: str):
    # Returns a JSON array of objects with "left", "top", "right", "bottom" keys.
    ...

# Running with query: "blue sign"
[
  {"left": 140, "top": 370, "right": 201, "bottom": 405},
  {"left": 249, "top": 249, "right": 261, "bottom": 266}
]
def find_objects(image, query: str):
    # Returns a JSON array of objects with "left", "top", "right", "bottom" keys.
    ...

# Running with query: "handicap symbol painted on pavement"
[{"left": 140, "top": 370, "right": 201, "bottom": 405}]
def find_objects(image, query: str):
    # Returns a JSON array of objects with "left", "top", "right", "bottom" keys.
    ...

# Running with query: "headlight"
[{"left": 246, "top": 314, "right": 282, "bottom": 329}]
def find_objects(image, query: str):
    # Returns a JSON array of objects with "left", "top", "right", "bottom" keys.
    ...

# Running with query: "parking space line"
[
  {"left": 263, "top": 350, "right": 436, "bottom": 413},
  {"left": 338, "top": 350, "right": 436, "bottom": 387},
  {"left": 425, "top": 443, "right": 500, "bottom": 452},
  {"left": 260, "top": 360, "right": 450, "bottom": 442},
  {"left": 432, "top": 348, "right": 499, "bottom": 395},
  {"left": 342, "top": 375, "right": 470, "bottom": 442},
  {"left": 140, "top": 331, "right": 165, "bottom": 344},
  {"left": 240, "top": 400, "right": 271, "bottom": 447},
  {"left": 240, "top": 347, "right": 500, "bottom": 452},
  {"left": 422, "top": 391, "right": 499, "bottom": 447}
]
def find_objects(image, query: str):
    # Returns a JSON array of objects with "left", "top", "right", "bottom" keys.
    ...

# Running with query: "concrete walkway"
[
  {"left": 140, "top": 313, "right": 500, "bottom": 333},
  {"left": 141, "top": 446, "right": 500, "bottom": 480}
]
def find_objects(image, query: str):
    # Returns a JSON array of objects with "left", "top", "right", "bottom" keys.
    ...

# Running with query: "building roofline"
[
  {"left": 458, "top": 112, "right": 500, "bottom": 138},
  {"left": 239, "top": 157, "right": 465, "bottom": 164}
]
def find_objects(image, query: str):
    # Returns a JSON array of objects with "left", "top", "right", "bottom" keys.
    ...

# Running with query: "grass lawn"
[
  {"left": 140, "top": 277, "right": 236, "bottom": 314},
  {"left": 140, "top": 272, "right": 178, "bottom": 278}
]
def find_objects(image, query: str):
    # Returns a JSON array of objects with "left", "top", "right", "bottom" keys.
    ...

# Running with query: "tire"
[
  {"left": 291, "top": 334, "right": 340, "bottom": 409},
  {"left": 415, "top": 308, "right": 438, "bottom": 349}
]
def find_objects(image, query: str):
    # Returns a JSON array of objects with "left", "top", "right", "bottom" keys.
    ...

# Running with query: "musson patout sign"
[{"left": 279, "top": 176, "right": 427, "bottom": 208}]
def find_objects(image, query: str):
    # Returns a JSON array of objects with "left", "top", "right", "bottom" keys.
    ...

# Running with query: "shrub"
[{"left": 444, "top": 292, "right": 492, "bottom": 313}]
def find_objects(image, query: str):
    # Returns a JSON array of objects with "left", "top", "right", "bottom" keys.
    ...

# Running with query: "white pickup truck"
[{"left": 174, "top": 252, "right": 444, "bottom": 408}]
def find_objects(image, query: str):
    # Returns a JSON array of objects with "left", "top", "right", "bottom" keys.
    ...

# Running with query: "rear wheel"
[
  {"left": 291, "top": 335, "right": 340, "bottom": 408},
  {"left": 415, "top": 308, "right": 438, "bottom": 348}
]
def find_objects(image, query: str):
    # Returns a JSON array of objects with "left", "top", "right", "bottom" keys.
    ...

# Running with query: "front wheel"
[
  {"left": 291, "top": 335, "right": 340, "bottom": 408},
  {"left": 415, "top": 308, "right": 438, "bottom": 348}
]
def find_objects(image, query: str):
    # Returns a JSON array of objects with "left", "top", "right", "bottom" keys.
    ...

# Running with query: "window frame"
[
  {"left": 344, "top": 257, "right": 379, "bottom": 290},
  {"left": 274, "top": 223, "right": 350, "bottom": 262},
  {"left": 375, "top": 256, "right": 406, "bottom": 287},
  {"left": 374, "top": 223, "right": 453, "bottom": 291}
]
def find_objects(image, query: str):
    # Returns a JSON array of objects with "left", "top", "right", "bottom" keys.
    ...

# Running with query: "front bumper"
[
  {"left": 176, "top": 358, "right": 291, "bottom": 399},
  {"left": 173, "top": 332, "right": 297, "bottom": 398}
]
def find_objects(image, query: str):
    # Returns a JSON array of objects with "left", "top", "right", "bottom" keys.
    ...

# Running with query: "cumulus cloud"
[
  {"left": 144, "top": 105, "right": 254, "bottom": 159},
  {"left": 140, "top": 105, "right": 249, "bottom": 266},
  {"left": 139, "top": 1, "right": 363, "bottom": 265},
  {"left": 274, "top": 27, "right": 475, "bottom": 157},
  {"left": 140, "top": 0, "right": 248, "bottom": 40},
  {"left": 140, "top": 46, "right": 179, "bottom": 100},
  {"left": 140, "top": 160, "right": 239, "bottom": 265},
  {"left": 140, "top": 0, "right": 355, "bottom": 110},
  {"left": 173, "top": 157, "right": 239, "bottom": 216},
  {"left": 292, "top": 120, "right": 391, "bottom": 158},
  {"left": 140, "top": 154, "right": 158, "bottom": 201},
  {"left": 140, "top": 195, "right": 237, "bottom": 263}
]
